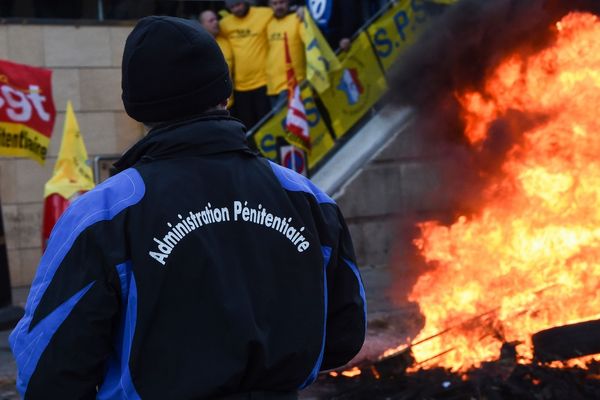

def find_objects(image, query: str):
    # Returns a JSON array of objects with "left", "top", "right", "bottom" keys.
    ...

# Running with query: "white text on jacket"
[{"left": 149, "top": 201, "right": 311, "bottom": 266}]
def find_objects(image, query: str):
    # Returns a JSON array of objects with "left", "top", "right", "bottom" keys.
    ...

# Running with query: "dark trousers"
[
  {"left": 269, "top": 90, "right": 288, "bottom": 109},
  {"left": 232, "top": 86, "right": 271, "bottom": 130}
]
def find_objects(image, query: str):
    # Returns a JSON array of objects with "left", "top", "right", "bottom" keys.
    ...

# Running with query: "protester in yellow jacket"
[
  {"left": 220, "top": 0, "right": 273, "bottom": 128},
  {"left": 266, "top": 0, "right": 306, "bottom": 108}
]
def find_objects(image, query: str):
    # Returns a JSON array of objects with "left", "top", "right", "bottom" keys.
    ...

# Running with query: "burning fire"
[
  {"left": 403, "top": 12, "right": 600, "bottom": 371},
  {"left": 329, "top": 367, "right": 362, "bottom": 378}
]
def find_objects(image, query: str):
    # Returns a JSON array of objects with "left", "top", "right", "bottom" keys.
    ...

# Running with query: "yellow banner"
[
  {"left": 318, "top": 31, "right": 387, "bottom": 138},
  {"left": 0, "top": 123, "right": 49, "bottom": 164},
  {"left": 253, "top": 85, "right": 335, "bottom": 170},
  {"left": 44, "top": 101, "right": 94, "bottom": 199},
  {"left": 367, "top": 0, "right": 430, "bottom": 71},
  {"left": 303, "top": 7, "right": 342, "bottom": 94}
]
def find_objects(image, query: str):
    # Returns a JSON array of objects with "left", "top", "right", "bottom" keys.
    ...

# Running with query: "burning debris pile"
[
  {"left": 315, "top": 0, "right": 600, "bottom": 398},
  {"left": 394, "top": 2, "right": 600, "bottom": 371},
  {"left": 314, "top": 359, "right": 600, "bottom": 399}
]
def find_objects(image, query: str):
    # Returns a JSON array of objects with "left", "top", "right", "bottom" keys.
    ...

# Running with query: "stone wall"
[
  {"left": 331, "top": 118, "right": 458, "bottom": 319},
  {"left": 335, "top": 119, "right": 452, "bottom": 268},
  {"left": 0, "top": 23, "right": 143, "bottom": 287}
]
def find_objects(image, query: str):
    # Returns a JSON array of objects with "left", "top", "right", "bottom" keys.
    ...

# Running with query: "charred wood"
[
  {"left": 311, "top": 358, "right": 600, "bottom": 399},
  {"left": 533, "top": 319, "right": 600, "bottom": 362}
]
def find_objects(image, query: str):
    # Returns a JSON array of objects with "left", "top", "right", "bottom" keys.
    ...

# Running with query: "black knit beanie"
[{"left": 121, "top": 16, "right": 232, "bottom": 123}]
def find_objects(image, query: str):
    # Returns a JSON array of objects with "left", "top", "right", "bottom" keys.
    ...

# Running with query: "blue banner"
[{"left": 307, "top": 0, "right": 333, "bottom": 29}]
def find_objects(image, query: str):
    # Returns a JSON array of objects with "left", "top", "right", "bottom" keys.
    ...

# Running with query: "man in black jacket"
[
  {"left": 303, "top": 0, "right": 364, "bottom": 51},
  {"left": 326, "top": 0, "right": 364, "bottom": 51},
  {"left": 10, "top": 16, "right": 366, "bottom": 399}
]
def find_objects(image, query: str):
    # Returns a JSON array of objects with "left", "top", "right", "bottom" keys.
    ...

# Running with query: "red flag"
[
  {"left": 284, "top": 33, "right": 310, "bottom": 149},
  {"left": 0, "top": 59, "right": 56, "bottom": 164},
  {"left": 41, "top": 193, "right": 71, "bottom": 251}
]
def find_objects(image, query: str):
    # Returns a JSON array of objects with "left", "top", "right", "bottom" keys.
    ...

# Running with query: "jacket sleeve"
[
  {"left": 321, "top": 207, "right": 367, "bottom": 370},
  {"left": 9, "top": 194, "right": 122, "bottom": 399}
]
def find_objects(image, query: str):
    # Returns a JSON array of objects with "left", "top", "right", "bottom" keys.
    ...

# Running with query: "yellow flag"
[
  {"left": 44, "top": 101, "right": 95, "bottom": 199},
  {"left": 304, "top": 7, "right": 342, "bottom": 94},
  {"left": 318, "top": 31, "right": 387, "bottom": 138}
]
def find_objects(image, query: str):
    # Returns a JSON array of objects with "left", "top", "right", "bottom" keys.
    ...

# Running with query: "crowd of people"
[
  {"left": 198, "top": 0, "right": 374, "bottom": 129},
  {"left": 1, "top": 0, "right": 388, "bottom": 129}
]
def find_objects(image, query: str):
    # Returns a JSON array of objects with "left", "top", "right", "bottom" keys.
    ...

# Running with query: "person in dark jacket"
[
  {"left": 328, "top": 0, "right": 363, "bottom": 51},
  {"left": 9, "top": 16, "right": 366, "bottom": 399},
  {"left": 304, "top": 0, "right": 364, "bottom": 51}
]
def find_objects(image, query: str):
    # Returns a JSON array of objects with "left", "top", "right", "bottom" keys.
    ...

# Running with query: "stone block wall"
[
  {"left": 0, "top": 23, "right": 143, "bottom": 287},
  {"left": 335, "top": 119, "right": 453, "bottom": 268},
  {"left": 331, "top": 118, "right": 464, "bottom": 319}
]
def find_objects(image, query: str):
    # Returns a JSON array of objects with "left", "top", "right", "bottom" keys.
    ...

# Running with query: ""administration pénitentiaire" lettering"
[{"left": 149, "top": 200, "right": 310, "bottom": 265}]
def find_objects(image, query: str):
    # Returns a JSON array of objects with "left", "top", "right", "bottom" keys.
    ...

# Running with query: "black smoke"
[
  {"left": 388, "top": 0, "right": 600, "bottom": 212},
  {"left": 390, "top": 0, "right": 600, "bottom": 113}
]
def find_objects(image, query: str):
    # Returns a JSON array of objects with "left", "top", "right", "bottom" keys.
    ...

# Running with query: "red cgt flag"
[
  {"left": 284, "top": 33, "right": 310, "bottom": 149},
  {"left": 0, "top": 59, "right": 56, "bottom": 164}
]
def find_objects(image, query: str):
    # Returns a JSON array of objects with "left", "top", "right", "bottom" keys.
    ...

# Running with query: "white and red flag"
[{"left": 284, "top": 33, "right": 310, "bottom": 149}]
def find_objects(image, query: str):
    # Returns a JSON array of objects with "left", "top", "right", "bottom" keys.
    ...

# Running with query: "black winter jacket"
[{"left": 10, "top": 112, "right": 366, "bottom": 399}]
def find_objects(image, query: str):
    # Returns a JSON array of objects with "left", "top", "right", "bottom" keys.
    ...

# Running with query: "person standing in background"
[
  {"left": 303, "top": 0, "right": 363, "bottom": 52},
  {"left": 220, "top": 0, "right": 273, "bottom": 128},
  {"left": 266, "top": 0, "right": 306, "bottom": 108},
  {"left": 327, "top": 0, "right": 363, "bottom": 51},
  {"left": 199, "top": 9, "right": 235, "bottom": 109},
  {"left": 199, "top": 9, "right": 234, "bottom": 75}
]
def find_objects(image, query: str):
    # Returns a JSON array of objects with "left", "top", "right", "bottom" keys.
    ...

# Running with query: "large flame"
[{"left": 406, "top": 12, "right": 600, "bottom": 371}]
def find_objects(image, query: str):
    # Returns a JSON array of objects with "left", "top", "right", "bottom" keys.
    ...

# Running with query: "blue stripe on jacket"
[
  {"left": 268, "top": 161, "right": 335, "bottom": 205},
  {"left": 9, "top": 168, "right": 145, "bottom": 396},
  {"left": 97, "top": 261, "right": 141, "bottom": 400}
]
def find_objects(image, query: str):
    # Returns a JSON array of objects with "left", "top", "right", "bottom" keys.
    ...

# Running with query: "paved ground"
[
  {"left": 0, "top": 265, "right": 421, "bottom": 399},
  {"left": 0, "top": 288, "right": 26, "bottom": 400},
  {"left": 0, "top": 330, "right": 17, "bottom": 400}
]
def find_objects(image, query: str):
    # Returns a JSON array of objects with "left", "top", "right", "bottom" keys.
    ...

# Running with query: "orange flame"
[
  {"left": 404, "top": 12, "right": 600, "bottom": 371},
  {"left": 329, "top": 366, "right": 362, "bottom": 378}
]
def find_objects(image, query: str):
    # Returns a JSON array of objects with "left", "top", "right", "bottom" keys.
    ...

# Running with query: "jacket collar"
[{"left": 114, "top": 111, "right": 255, "bottom": 172}]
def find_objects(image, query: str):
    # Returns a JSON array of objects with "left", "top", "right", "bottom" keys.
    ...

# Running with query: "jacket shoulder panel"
[
  {"left": 9, "top": 169, "right": 145, "bottom": 396},
  {"left": 267, "top": 160, "right": 334, "bottom": 205},
  {"left": 15, "top": 168, "right": 145, "bottom": 332}
]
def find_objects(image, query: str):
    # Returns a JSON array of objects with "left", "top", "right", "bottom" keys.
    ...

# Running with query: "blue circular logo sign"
[
  {"left": 308, "top": 0, "right": 327, "bottom": 19},
  {"left": 308, "top": 0, "right": 332, "bottom": 27}
]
